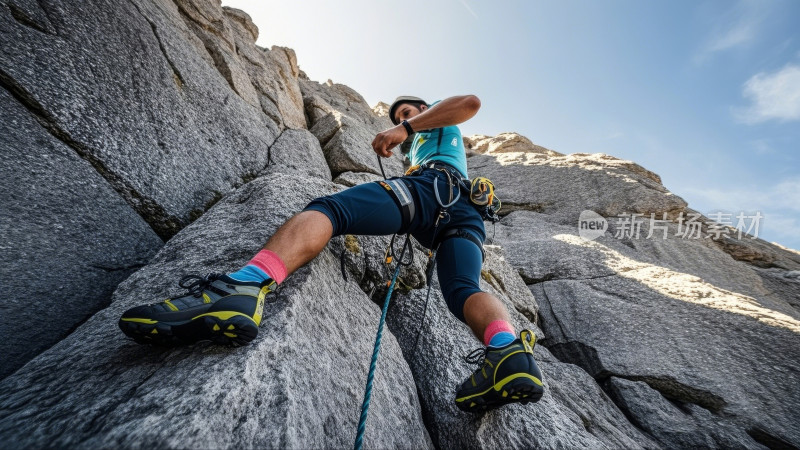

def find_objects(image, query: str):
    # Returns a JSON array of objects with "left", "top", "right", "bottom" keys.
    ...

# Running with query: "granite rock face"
[
  {"left": 0, "top": 88, "right": 163, "bottom": 379},
  {"left": 0, "top": 0, "right": 302, "bottom": 239},
  {"left": 0, "top": 0, "right": 315, "bottom": 375},
  {"left": 605, "top": 377, "right": 762, "bottom": 449},
  {"left": 0, "top": 171, "right": 431, "bottom": 449},
  {"left": 467, "top": 149, "right": 685, "bottom": 223},
  {"left": 266, "top": 128, "right": 331, "bottom": 180},
  {"left": 487, "top": 207, "right": 800, "bottom": 447},
  {"left": 333, "top": 170, "right": 384, "bottom": 187}
]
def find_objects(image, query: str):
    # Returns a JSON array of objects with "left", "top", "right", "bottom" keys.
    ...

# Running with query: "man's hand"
[{"left": 371, "top": 125, "right": 408, "bottom": 158}]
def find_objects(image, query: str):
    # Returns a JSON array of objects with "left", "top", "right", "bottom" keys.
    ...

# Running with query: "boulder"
[
  {"left": 0, "top": 170, "right": 431, "bottom": 449},
  {"left": 464, "top": 133, "right": 563, "bottom": 156},
  {"left": 300, "top": 77, "right": 385, "bottom": 129},
  {"left": 301, "top": 79, "right": 405, "bottom": 177},
  {"left": 267, "top": 128, "right": 331, "bottom": 180},
  {"left": 372, "top": 101, "right": 390, "bottom": 117},
  {"left": 0, "top": 88, "right": 163, "bottom": 379}
]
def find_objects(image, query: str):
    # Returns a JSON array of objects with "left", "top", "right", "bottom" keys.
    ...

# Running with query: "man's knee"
[
  {"left": 303, "top": 196, "right": 345, "bottom": 236},
  {"left": 443, "top": 286, "right": 483, "bottom": 323}
]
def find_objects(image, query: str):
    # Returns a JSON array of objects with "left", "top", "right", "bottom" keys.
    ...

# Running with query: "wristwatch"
[{"left": 401, "top": 119, "right": 415, "bottom": 135}]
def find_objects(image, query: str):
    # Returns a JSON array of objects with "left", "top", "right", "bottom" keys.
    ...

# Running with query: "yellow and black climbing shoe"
[
  {"left": 118, "top": 273, "right": 274, "bottom": 347},
  {"left": 455, "top": 329, "right": 544, "bottom": 412}
]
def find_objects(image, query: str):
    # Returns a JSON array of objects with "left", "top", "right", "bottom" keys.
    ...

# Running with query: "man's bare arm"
[
  {"left": 372, "top": 95, "right": 481, "bottom": 157},
  {"left": 406, "top": 95, "right": 481, "bottom": 131}
]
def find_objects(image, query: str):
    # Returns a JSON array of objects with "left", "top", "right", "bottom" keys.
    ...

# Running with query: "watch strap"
[{"left": 401, "top": 119, "right": 415, "bottom": 135}]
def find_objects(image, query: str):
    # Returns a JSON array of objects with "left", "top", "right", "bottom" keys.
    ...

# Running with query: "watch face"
[{"left": 400, "top": 133, "right": 416, "bottom": 154}]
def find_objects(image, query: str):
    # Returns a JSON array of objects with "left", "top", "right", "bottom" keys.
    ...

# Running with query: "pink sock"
[
  {"left": 483, "top": 320, "right": 515, "bottom": 347},
  {"left": 248, "top": 249, "right": 288, "bottom": 284}
]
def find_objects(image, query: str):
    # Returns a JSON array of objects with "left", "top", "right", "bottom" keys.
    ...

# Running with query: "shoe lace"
[
  {"left": 178, "top": 273, "right": 221, "bottom": 298},
  {"left": 464, "top": 347, "right": 488, "bottom": 365}
]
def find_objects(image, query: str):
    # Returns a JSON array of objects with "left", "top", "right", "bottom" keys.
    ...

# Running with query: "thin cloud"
[
  {"left": 761, "top": 213, "right": 800, "bottom": 247},
  {"left": 772, "top": 178, "right": 800, "bottom": 210},
  {"left": 734, "top": 64, "right": 800, "bottom": 124},
  {"left": 682, "top": 178, "right": 800, "bottom": 249},
  {"left": 751, "top": 139, "right": 774, "bottom": 155},
  {"left": 694, "top": 0, "right": 766, "bottom": 64},
  {"left": 683, "top": 177, "right": 800, "bottom": 213},
  {"left": 458, "top": 0, "right": 478, "bottom": 19},
  {"left": 590, "top": 131, "right": 624, "bottom": 142},
  {"left": 705, "top": 18, "right": 756, "bottom": 52}
]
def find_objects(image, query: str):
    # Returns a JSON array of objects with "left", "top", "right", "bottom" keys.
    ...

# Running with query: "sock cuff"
[
  {"left": 249, "top": 249, "right": 288, "bottom": 284},
  {"left": 483, "top": 320, "right": 515, "bottom": 346}
]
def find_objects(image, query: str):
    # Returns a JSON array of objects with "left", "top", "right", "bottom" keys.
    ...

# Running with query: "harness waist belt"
[{"left": 423, "top": 161, "right": 467, "bottom": 181}]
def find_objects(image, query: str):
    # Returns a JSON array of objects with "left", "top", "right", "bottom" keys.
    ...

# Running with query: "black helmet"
[{"left": 388, "top": 96, "right": 428, "bottom": 125}]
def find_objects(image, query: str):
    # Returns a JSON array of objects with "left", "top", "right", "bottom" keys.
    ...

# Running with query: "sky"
[{"left": 223, "top": 0, "right": 800, "bottom": 251}]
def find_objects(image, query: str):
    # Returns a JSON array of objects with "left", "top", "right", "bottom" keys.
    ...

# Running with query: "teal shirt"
[{"left": 406, "top": 100, "right": 469, "bottom": 178}]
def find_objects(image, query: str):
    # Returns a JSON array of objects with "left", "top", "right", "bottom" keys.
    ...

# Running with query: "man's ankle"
[
  {"left": 484, "top": 320, "right": 515, "bottom": 348},
  {"left": 227, "top": 265, "right": 271, "bottom": 284},
  {"left": 228, "top": 249, "right": 287, "bottom": 284}
]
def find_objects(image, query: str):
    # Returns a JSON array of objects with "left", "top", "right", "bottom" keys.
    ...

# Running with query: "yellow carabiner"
[{"left": 404, "top": 164, "right": 421, "bottom": 176}]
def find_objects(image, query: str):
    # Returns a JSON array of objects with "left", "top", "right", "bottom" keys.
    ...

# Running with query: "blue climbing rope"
[{"left": 353, "top": 238, "right": 408, "bottom": 450}]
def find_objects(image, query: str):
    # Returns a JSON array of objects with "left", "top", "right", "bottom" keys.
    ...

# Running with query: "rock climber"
[{"left": 119, "top": 95, "right": 544, "bottom": 412}]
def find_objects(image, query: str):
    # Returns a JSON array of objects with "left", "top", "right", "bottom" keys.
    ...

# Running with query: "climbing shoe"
[
  {"left": 118, "top": 273, "right": 274, "bottom": 347},
  {"left": 455, "top": 329, "right": 544, "bottom": 412}
]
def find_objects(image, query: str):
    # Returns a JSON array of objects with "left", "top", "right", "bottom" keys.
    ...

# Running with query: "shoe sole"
[
  {"left": 119, "top": 312, "right": 258, "bottom": 347},
  {"left": 456, "top": 375, "right": 544, "bottom": 413}
]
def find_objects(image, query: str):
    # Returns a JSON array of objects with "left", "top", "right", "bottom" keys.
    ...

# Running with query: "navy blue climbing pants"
[{"left": 304, "top": 168, "right": 486, "bottom": 323}]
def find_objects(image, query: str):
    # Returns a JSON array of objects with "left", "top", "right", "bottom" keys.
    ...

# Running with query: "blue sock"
[
  {"left": 227, "top": 265, "right": 272, "bottom": 283},
  {"left": 488, "top": 331, "right": 515, "bottom": 348}
]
